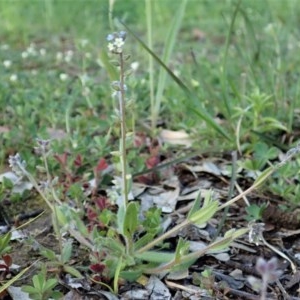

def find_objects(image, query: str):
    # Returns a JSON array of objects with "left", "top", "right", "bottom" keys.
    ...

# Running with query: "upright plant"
[{"left": 107, "top": 31, "right": 129, "bottom": 209}]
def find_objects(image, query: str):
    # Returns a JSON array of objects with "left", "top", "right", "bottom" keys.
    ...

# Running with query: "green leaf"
[
  {"left": 100, "top": 237, "right": 125, "bottom": 255},
  {"left": 51, "top": 290, "right": 64, "bottom": 299},
  {"left": 210, "top": 228, "right": 249, "bottom": 252},
  {"left": 120, "top": 269, "right": 144, "bottom": 282},
  {"left": 32, "top": 274, "right": 43, "bottom": 290},
  {"left": 63, "top": 265, "right": 83, "bottom": 278},
  {"left": 135, "top": 251, "right": 174, "bottom": 263},
  {"left": 61, "top": 239, "right": 73, "bottom": 264},
  {"left": 121, "top": 22, "right": 230, "bottom": 140},
  {"left": 0, "top": 232, "right": 11, "bottom": 256},
  {"left": 2, "top": 177, "right": 13, "bottom": 189},
  {"left": 187, "top": 191, "right": 201, "bottom": 219},
  {"left": 253, "top": 166, "right": 274, "bottom": 187},
  {"left": 117, "top": 205, "right": 126, "bottom": 236},
  {"left": 98, "top": 49, "right": 118, "bottom": 81},
  {"left": 22, "top": 286, "right": 38, "bottom": 294},
  {"left": 134, "top": 233, "right": 155, "bottom": 250},
  {"left": 174, "top": 237, "right": 189, "bottom": 262},
  {"left": 123, "top": 202, "right": 139, "bottom": 237},
  {"left": 153, "top": 0, "right": 188, "bottom": 125},
  {"left": 44, "top": 278, "right": 58, "bottom": 291},
  {"left": 54, "top": 205, "right": 68, "bottom": 226},
  {"left": 40, "top": 247, "right": 56, "bottom": 261},
  {"left": 113, "top": 257, "right": 123, "bottom": 293},
  {"left": 188, "top": 201, "right": 218, "bottom": 225}
]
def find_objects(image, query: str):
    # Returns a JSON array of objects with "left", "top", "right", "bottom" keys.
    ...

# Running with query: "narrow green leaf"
[
  {"left": 117, "top": 205, "right": 126, "bottom": 235},
  {"left": 40, "top": 247, "right": 56, "bottom": 260},
  {"left": 206, "top": 237, "right": 232, "bottom": 253},
  {"left": 32, "top": 274, "right": 43, "bottom": 290},
  {"left": 0, "top": 232, "right": 11, "bottom": 255},
  {"left": 154, "top": 0, "right": 188, "bottom": 124},
  {"left": 121, "top": 21, "right": 230, "bottom": 140},
  {"left": 210, "top": 228, "right": 249, "bottom": 252},
  {"left": 61, "top": 240, "right": 73, "bottom": 264},
  {"left": 174, "top": 237, "right": 189, "bottom": 262},
  {"left": 22, "top": 286, "right": 37, "bottom": 294},
  {"left": 253, "top": 166, "right": 274, "bottom": 187},
  {"left": 113, "top": 257, "right": 123, "bottom": 293},
  {"left": 123, "top": 202, "right": 138, "bottom": 237},
  {"left": 226, "top": 227, "right": 249, "bottom": 240},
  {"left": 187, "top": 191, "right": 201, "bottom": 219},
  {"left": 135, "top": 251, "right": 174, "bottom": 263},
  {"left": 189, "top": 201, "right": 218, "bottom": 225},
  {"left": 221, "top": 0, "right": 242, "bottom": 116},
  {"left": 63, "top": 265, "right": 83, "bottom": 278},
  {"left": 98, "top": 49, "right": 118, "bottom": 81},
  {"left": 44, "top": 278, "right": 58, "bottom": 291},
  {"left": 120, "top": 269, "right": 144, "bottom": 282},
  {"left": 134, "top": 233, "right": 155, "bottom": 250}
]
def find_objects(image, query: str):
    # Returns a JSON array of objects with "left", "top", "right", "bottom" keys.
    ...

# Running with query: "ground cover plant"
[{"left": 1, "top": 0, "right": 300, "bottom": 299}]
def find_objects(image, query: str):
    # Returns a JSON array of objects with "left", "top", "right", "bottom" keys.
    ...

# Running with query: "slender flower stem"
[
  {"left": 119, "top": 52, "right": 128, "bottom": 208},
  {"left": 41, "top": 150, "right": 63, "bottom": 256},
  {"left": 16, "top": 162, "right": 53, "bottom": 211}
]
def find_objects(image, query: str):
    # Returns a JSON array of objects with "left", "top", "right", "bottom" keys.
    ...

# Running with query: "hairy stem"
[{"left": 119, "top": 52, "right": 128, "bottom": 208}]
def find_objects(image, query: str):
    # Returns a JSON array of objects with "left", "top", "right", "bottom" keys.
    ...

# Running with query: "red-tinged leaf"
[
  {"left": 54, "top": 152, "right": 69, "bottom": 166},
  {"left": 74, "top": 154, "right": 82, "bottom": 167},
  {"left": 87, "top": 208, "right": 97, "bottom": 221},
  {"left": 2, "top": 255, "right": 12, "bottom": 267},
  {"left": 136, "top": 175, "right": 153, "bottom": 185},
  {"left": 95, "top": 196, "right": 108, "bottom": 210},
  {"left": 134, "top": 132, "right": 147, "bottom": 147},
  {"left": 90, "top": 263, "right": 105, "bottom": 273},
  {"left": 146, "top": 156, "right": 160, "bottom": 169},
  {"left": 95, "top": 158, "right": 108, "bottom": 172}
]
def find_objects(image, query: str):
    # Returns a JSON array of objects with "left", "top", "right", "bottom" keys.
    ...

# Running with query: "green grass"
[
  {"left": 0, "top": 0, "right": 298, "bottom": 172},
  {"left": 0, "top": 0, "right": 298, "bottom": 158}
]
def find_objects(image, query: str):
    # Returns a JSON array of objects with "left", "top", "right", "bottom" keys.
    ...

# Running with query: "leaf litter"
[{"left": 3, "top": 139, "right": 300, "bottom": 300}]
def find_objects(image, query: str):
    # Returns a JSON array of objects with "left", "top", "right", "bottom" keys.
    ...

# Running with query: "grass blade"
[
  {"left": 121, "top": 21, "right": 231, "bottom": 140},
  {"left": 153, "top": 0, "right": 188, "bottom": 129}
]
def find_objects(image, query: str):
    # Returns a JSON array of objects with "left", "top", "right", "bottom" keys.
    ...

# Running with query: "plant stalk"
[
  {"left": 119, "top": 52, "right": 128, "bottom": 208},
  {"left": 136, "top": 219, "right": 190, "bottom": 254}
]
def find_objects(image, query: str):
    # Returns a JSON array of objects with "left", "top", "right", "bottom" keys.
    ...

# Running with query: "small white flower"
[
  {"left": 64, "top": 50, "right": 74, "bottom": 63},
  {"left": 39, "top": 48, "right": 46, "bottom": 56},
  {"left": 59, "top": 73, "right": 68, "bottom": 81},
  {"left": 10, "top": 74, "right": 17, "bottom": 82},
  {"left": 108, "top": 43, "right": 115, "bottom": 52},
  {"left": 80, "top": 39, "right": 89, "bottom": 47},
  {"left": 1, "top": 44, "right": 9, "bottom": 50},
  {"left": 27, "top": 44, "right": 37, "bottom": 56},
  {"left": 56, "top": 52, "right": 63, "bottom": 61},
  {"left": 85, "top": 52, "right": 91, "bottom": 59},
  {"left": 3, "top": 60, "right": 11, "bottom": 68},
  {"left": 31, "top": 70, "right": 38, "bottom": 76},
  {"left": 21, "top": 51, "right": 29, "bottom": 59},
  {"left": 114, "top": 38, "right": 124, "bottom": 48},
  {"left": 130, "top": 61, "right": 139, "bottom": 71}
]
